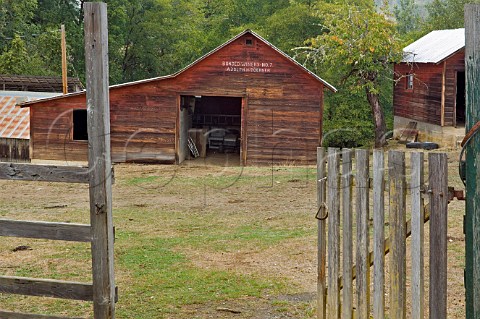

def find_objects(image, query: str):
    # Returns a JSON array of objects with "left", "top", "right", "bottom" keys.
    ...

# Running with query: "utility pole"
[
  {"left": 61, "top": 24, "right": 68, "bottom": 94},
  {"left": 464, "top": 4, "right": 480, "bottom": 318}
]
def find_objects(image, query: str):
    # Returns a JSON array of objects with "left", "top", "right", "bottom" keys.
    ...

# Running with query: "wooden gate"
[
  {"left": 316, "top": 148, "right": 449, "bottom": 319},
  {"left": 0, "top": 3, "right": 116, "bottom": 318}
]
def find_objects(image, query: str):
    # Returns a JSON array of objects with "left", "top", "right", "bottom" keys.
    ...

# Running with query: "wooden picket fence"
[{"left": 316, "top": 148, "right": 448, "bottom": 319}]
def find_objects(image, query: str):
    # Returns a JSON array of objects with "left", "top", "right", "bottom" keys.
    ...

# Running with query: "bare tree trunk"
[{"left": 366, "top": 88, "right": 387, "bottom": 148}]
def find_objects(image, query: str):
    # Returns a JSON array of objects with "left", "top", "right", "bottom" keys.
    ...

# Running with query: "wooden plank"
[
  {"left": 373, "top": 150, "right": 385, "bottom": 319},
  {"left": 0, "top": 163, "right": 89, "bottom": 183},
  {"left": 327, "top": 148, "right": 340, "bottom": 319},
  {"left": 84, "top": 2, "right": 116, "bottom": 318},
  {"left": 0, "top": 219, "right": 91, "bottom": 242},
  {"left": 411, "top": 152, "right": 425, "bottom": 319},
  {"left": 317, "top": 147, "right": 327, "bottom": 319},
  {"left": 342, "top": 149, "right": 353, "bottom": 319},
  {"left": 428, "top": 153, "right": 448, "bottom": 319},
  {"left": 464, "top": 6, "right": 480, "bottom": 317},
  {"left": 0, "top": 310, "right": 83, "bottom": 319},
  {"left": 388, "top": 151, "right": 407, "bottom": 319},
  {"left": 0, "top": 276, "right": 92, "bottom": 301},
  {"left": 441, "top": 61, "right": 446, "bottom": 126},
  {"left": 338, "top": 200, "right": 431, "bottom": 291},
  {"left": 356, "top": 149, "right": 370, "bottom": 319}
]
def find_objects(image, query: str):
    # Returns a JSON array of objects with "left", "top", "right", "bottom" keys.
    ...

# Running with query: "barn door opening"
[
  {"left": 456, "top": 71, "right": 466, "bottom": 126},
  {"left": 179, "top": 95, "right": 243, "bottom": 165}
]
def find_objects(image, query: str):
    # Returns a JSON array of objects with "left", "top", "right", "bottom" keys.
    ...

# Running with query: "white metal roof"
[{"left": 402, "top": 28, "right": 465, "bottom": 64}]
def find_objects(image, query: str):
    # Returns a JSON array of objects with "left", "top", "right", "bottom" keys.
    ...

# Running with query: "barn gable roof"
[
  {"left": 402, "top": 28, "right": 465, "bottom": 64},
  {"left": 21, "top": 30, "right": 336, "bottom": 107}
]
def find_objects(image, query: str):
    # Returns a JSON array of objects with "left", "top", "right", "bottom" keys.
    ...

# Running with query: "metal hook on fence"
[{"left": 315, "top": 202, "right": 328, "bottom": 220}]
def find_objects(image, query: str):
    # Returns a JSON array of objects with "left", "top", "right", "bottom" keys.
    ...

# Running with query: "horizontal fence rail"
[
  {"left": 0, "top": 219, "right": 91, "bottom": 242},
  {"left": 317, "top": 148, "right": 448, "bottom": 319},
  {"left": 0, "top": 163, "right": 89, "bottom": 183},
  {"left": 0, "top": 276, "right": 93, "bottom": 301},
  {"left": 0, "top": 310, "right": 84, "bottom": 319}
]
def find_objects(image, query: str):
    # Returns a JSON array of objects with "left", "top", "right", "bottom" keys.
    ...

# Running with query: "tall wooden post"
[
  {"left": 465, "top": 5, "right": 480, "bottom": 318},
  {"left": 61, "top": 24, "right": 68, "bottom": 94},
  {"left": 84, "top": 2, "right": 115, "bottom": 318},
  {"left": 317, "top": 147, "right": 327, "bottom": 319}
]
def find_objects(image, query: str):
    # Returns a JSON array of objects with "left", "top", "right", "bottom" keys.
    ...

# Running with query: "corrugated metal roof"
[
  {"left": 21, "top": 30, "right": 336, "bottom": 107},
  {"left": 402, "top": 28, "right": 465, "bottom": 64},
  {"left": 0, "top": 91, "right": 60, "bottom": 139}
]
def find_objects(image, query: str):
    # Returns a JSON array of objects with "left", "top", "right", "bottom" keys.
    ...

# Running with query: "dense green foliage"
[{"left": 0, "top": 0, "right": 471, "bottom": 147}]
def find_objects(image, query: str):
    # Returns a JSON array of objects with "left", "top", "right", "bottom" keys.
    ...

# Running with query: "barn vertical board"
[
  {"left": 465, "top": 5, "right": 480, "bottom": 318},
  {"left": 84, "top": 2, "right": 116, "bottom": 318}
]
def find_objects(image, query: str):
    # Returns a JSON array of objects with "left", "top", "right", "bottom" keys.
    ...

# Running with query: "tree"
[
  {"left": 394, "top": 0, "right": 421, "bottom": 35},
  {"left": 423, "top": 0, "right": 480, "bottom": 31},
  {"left": 0, "top": 0, "right": 38, "bottom": 49},
  {"left": 261, "top": 2, "right": 324, "bottom": 53},
  {"left": 303, "top": 1, "right": 402, "bottom": 148},
  {"left": 0, "top": 34, "right": 47, "bottom": 75}
]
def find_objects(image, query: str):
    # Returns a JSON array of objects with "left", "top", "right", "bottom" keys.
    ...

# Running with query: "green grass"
[
  {"left": 124, "top": 166, "right": 317, "bottom": 190},
  {"left": 116, "top": 233, "right": 284, "bottom": 318},
  {"left": 0, "top": 164, "right": 319, "bottom": 318},
  {"left": 179, "top": 224, "right": 311, "bottom": 251}
]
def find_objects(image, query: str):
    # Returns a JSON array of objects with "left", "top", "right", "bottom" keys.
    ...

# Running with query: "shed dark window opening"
[
  {"left": 406, "top": 73, "right": 414, "bottom": 90},
  {"left": 245, "top": 38, "right": 253, "bottom": 46},
  {"left": 73, "top": 109, "right": 88, "bottom": 141}
]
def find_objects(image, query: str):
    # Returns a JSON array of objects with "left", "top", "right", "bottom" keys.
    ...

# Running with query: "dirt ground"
[{"left": 0, "top": 145, "right": 467, "bottom": 318}]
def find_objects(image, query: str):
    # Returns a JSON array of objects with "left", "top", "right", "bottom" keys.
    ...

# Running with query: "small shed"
[
  {"left": 0, "top": 91, "right": 60, "bottom": 162},
  {"left": 393, "top": 28, "right": 465, "bottom": 145},
  {"left": 21, "top": 30, "right": 336, "bottom": 165}
]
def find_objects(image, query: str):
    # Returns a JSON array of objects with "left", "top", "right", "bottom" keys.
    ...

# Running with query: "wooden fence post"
[
  {"left": 342, "top": 149, "right": 354, "bottom": 319},
  {"left": 317, "top": 147, "right": 327, "bottom": 319},
  {"left": 327, "top": 148, "right": 340, "bottom": 318},
  {"left": 464, "top": 5, "right": 480, "bottom": 318},
  {"left": 84, "top": 2, "right": 116, "bottom": 318},
  {"left": 356, "top": 149, "right": 370, "bottom": 319},
  {"left": 388, "top": 151, "right": 406, "bottom": 319},
  {"left": 428, "top": 153, "right": 448, "bottom": 319},
  {"left": 411, "top": 152, "right": 424, "bottom": 319},
  {"left": 373, "top": 150, "right": 385, "bottom": 319}
]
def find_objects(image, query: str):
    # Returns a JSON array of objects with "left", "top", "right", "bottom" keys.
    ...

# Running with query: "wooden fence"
[
  {"left": 317, "top": 148, "right": 448, "bottom": 319},
  {"left": 0, "top": 138, "right": 30, "bottom": 162},
  {"left": 0, "top": 3, "right": 116, "bottom": 318}
]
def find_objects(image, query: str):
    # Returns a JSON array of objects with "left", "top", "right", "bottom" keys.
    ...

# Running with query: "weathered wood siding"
[
  {"left": 29, "top": 86, "right": 176, "bottom": 163},
  {"left": 393, "top": 50, "right": 465, "bottom": 127},
  {"left": 0, "top": 138, "right": 30, "bottom": 162},
  {"left": 27, "top": 32, "right": 326, "bottom": 165},
  {"left": 444, "top": 51, "right": 465, "bottom": 126}
]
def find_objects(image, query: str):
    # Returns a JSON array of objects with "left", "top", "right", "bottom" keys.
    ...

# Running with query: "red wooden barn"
[
  {"left": 21, "top": 30, "right": 335, "bottom": 165},
  {"left": 393, "top": 28, "right": 465, "bottom": 145}
]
